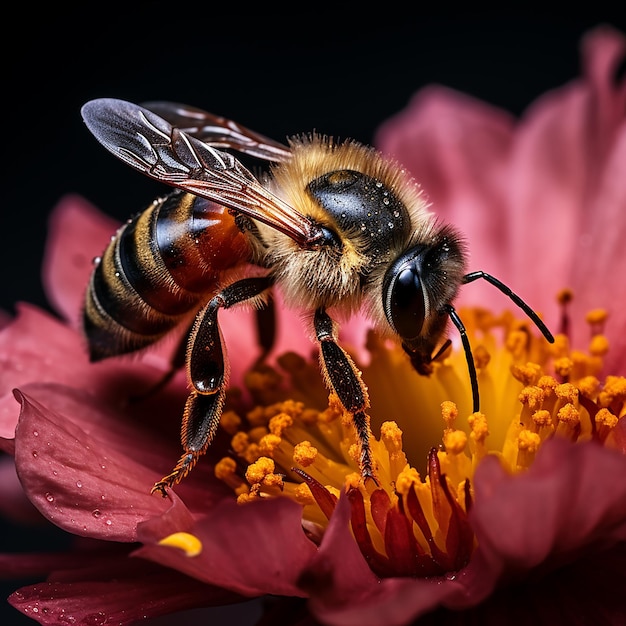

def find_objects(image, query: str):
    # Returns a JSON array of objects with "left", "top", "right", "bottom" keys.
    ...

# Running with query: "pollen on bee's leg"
[{"left": 158, "top": 532, "right": 203, "bottom": 557}]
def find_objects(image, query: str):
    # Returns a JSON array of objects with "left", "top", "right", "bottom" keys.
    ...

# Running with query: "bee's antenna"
[
  {"left": 444, "top": 304, "right": 480, "bottom": 413},
  {"left": 462, "top": 271, "right": 555, "bottom": 343}
]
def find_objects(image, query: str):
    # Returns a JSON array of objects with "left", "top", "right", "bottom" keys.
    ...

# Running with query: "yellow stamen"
[
  {"left": 293, "top": 441, "right": 318, "bottom": 466},
  {"left": 158, "top": 532, "right": 203, "bottom": 557},
  {"left": 213, "top": 294, "right": 624, "bottom": 580}
]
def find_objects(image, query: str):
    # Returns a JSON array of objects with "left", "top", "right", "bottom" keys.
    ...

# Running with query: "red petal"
[
  {"left": 9, "top": 556, "right": 240, "bottom": 626},
  {"left": 137, "top": 497, "right": 317, "bottom": 597},
  {"left": 13, "top": 385, "right": 179, "bottom": 541}
]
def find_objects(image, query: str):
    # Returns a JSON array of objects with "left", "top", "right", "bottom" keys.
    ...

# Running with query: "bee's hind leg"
[
  {"left": 254, "top": 297, "right": 276, "bottom": 366},
  {"left": 152, "top": 276, "right": 274, "bottom": 496},
  {"left": 313, "top": 308, "right": 377, "bottom": 484}
]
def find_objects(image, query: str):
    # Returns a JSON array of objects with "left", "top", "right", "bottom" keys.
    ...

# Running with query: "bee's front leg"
[
  {"left": 152, "top": 276, "right": 273, "bottom": 496},
  {"left": 313, "top": 308, "right": 377, "bottom": 484}
]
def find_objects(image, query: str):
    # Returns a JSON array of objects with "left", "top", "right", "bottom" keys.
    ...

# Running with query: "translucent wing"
[
  {"left": 81, "top": 98, "right": 322, "bottom": 247},
  {"left": 141, "top": 101, "right": 292, "bottom": 163}
]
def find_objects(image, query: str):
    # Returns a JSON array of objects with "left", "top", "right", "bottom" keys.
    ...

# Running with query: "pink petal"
[
  {"left": 136, "top": 496, "right": 317, "bottom": 597},
  {"left": 569, "top": 126, "right": 626, "bottom": 375},
  {"left": 374, "top": 27, "right": 626, "bottom": 357},
  {"left": 13, "top": 385, "right": 179, "bottom": 541},
  {"left": 507, "top": 29, "right": 626, "bottom": 332},
  {"left": 469, "top": 438, "right": 626, "bottom": 576},
  {"left": 42, "top": 195, "right": 120, "bottom": 328},
  {"left": 0, "top": 305, "right": 188, "bottom": 441}
]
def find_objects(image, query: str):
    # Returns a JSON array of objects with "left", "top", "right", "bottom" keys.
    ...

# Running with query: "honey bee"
[{"left": 81, "top": 98, "right": 554, "bottom": 495}]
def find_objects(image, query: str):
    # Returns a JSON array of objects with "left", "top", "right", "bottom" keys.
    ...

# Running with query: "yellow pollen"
[
  {"left": 246, "top": 405, "right": 267, "bottom": 428},
  {"left": 532, "top": 409, "right": 552, "bottom": 427},
  {"left": 518, "top": 429, "right": 541, "bottom": 453},
  {"left": 245, "top": 457, "right": 277, "bottom": 484},
  {"left": 473, "top": 344, "right": 491, "bottom": 369},
  {"left": 577, "top": 376, "right": 600, "bottom": 397},
  {"left": 537, "top": 375, "right": 558, "bottom": 396},
  {"left": 293, "top": 441, "right": 318, "bottom": 467},
  {"left": 555, "top": 383, "right": 579, "bottom": 404},
  {"left": 506, "top": 329, "right": 530, "bottom": 359},
  {"left": 219, "top": 410, "right": 242, "bottom": 435},
  {"left": 231, "top": 431, "right": 249, "bottom": 454},
  {"left": 519, "top": 386, "right": 545, "bottom": 410},
  {"left": 214, "top": 457, "right": 237, "bottom": 480},
  {"left": 557, "top": 403, "right": 580, "bottom": 425},
  {"left": 596, "top": 408, "right": 618, "bottom": 429},
  {"left": 158, "top": 532, "right": 203, "bottom": 557},
  {"left": 443, "top": 429, "right": 467, "bottom": 454},
  {"left": 511, "top": 362, "right": 542, "bottom": 386},
  {"left": 381, "top": 420, "right": 404, "bottom": 452},
  {"left": 344, "top": 472, "right": 361, "bottom": 491},
  {"left": 293, "top": 482, "right": 316, "bottom": 506},
  {"left": 586, "top": 308, "right": 608, "bottom": 325},
  {"left": 259, "top": 433, "right": 282, "bottom": 456},
  {"left": 468, "top": 412, "right": 489, "bottom": 442},
  {"left": 589, "top": 335, "right": 609, "bottom": 356},
  {"left": 549, "top": 335, "right": 570, "bottom": 362},
  {"left": 319, "top": 394, "right": 344, "bottom": 422},
  {"left": 395, "top": 467, "right": 421, "bottom": 495},
  {"left": 348, "top": 442, "right": 360, "bottom": 465},
  {"left": 553, "top": 357, "right": 573, "bottom": 377},
  {"left": 441, "top": 400, "right": 459, "bottom": 428},
  {"left": 237, "top": 492, "right": 258, "bottom": 504},
  {"left": 269, "top": 412, "right": 294, "bottom": 436}
]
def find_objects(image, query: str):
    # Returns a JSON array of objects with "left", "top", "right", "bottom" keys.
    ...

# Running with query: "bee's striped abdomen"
[{"left": 84, "top": 191, "right": 250, "bottom": 361}]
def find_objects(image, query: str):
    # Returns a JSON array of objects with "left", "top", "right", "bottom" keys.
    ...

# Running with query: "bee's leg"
[
  {"left": 254, "top": 298, "right": 276, "bottom": 366},
  {"left": 313, "top": 308, "right": 376, "bottom": 483},
  {"left": 152, "top": 276, "right": 274, "bottom": 496}
]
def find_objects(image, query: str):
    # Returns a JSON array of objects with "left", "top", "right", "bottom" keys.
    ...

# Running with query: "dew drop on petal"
[
  {"left": 92, "top": 509, "right": 101, "bottom": 518},
  {"left": 45, "top": 492, "right": 54, "bottom": 502},
  {"left": 83, "top": 613, "right": 107, "bottom": 626},
  {"left": 32, "top": 450, "right": 38, "bottom": 458},
  {"left": 33, "top": 430, "right": 39, "bottom": 437},
  {"left": 76, "top": 481, "right": 82, "bottom": 488}
]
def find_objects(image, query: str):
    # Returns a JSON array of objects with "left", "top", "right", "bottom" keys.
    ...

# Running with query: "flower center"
[{"left": 213, "top": 301, "right": 625, "bottom": 578}]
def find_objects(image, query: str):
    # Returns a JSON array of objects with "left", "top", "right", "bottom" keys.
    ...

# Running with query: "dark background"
[{"left": 2, "top": 7, "right": 625, "bottom": 626}]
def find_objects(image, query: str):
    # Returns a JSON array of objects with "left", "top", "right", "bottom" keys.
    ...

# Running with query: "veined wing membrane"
[
  {"left": 81, "top": 98, "right": 321, "bottom": 247},
  {"left": 141, "top": 101, "right": 292, "bottom": 163}
]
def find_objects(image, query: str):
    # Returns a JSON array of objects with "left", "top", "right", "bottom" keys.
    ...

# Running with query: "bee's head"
[{"left": 382, "top": 231, "right": 466, "bottom": 371}]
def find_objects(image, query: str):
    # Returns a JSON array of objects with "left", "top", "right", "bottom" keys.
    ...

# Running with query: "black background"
[{"left": 2, "top": 7, "right": 625, "bottom": 626}]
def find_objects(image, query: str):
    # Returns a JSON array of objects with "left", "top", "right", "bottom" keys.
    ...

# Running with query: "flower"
[{"left": 1, "top": 25, "right": 626, "bottom": 626}]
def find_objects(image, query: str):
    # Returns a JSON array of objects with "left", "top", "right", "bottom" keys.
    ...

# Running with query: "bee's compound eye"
[{"left": 384, "top": 258, "right": 426, "bottom": 341}]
